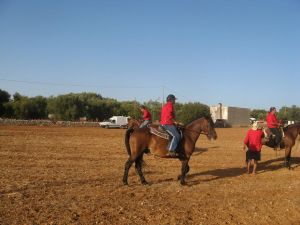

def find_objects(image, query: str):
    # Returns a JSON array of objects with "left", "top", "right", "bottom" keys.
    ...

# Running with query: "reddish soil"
[{"left": 1, "top": 125, "right": 300, "bottom": 225}]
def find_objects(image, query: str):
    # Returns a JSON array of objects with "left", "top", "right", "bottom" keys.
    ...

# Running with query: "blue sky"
[{"left": 0, "top": 0, "right": 299, "bottom": 110}]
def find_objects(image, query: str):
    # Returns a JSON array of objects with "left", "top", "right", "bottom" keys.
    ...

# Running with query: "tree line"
[
  {"left": 0, "top": 89, "right": 210, "bottom": 124},
  {"left": 1, "top": 89, "right": 299, "bottom": 124},
  {"left": 250, "top": 107, "right": 300, "bottom": 122}
]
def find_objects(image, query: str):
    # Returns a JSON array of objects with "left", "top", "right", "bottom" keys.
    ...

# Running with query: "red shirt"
[
  {"left": 266, "top": 112, "right": 278, "bottom": 128},
  {"left": 244, "top": 129, "right": 264, "bottom": 152},
  {"left": 160, "top": 102, "right": 175, "bottom": 125},
  {"left": 142, "top": 109, "right": 151, "bottom": 121}
]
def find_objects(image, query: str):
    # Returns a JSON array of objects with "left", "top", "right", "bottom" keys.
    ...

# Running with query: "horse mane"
[
  {"left": 205, "top": 115, "right": 215, "bottom": 127},
  {"left": 282, "top": 123, "right": 300, "bottom": 142},
  {"left": 283, "top": 122, "right": 300, "bottom": 132},
  {"left": 185, "top": 115, "right": 214, "bottom": 128}
]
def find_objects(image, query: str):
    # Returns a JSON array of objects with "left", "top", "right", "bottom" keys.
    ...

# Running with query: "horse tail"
[{"left": 125, "top": 128, "right": 134, "bottom": 156}]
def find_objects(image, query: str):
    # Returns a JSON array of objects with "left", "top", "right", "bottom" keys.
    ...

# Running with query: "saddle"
[
  {"left": 263, "top": 127, "right": 285, "bottom": 149},
  {"left": 263, "top": 127, "right": 285, "bottom": 139},
  {"left": 149, "top": 125, "right": 170, "bottom": 140},
  {"left": 149, "top": 125, "right": 182, "bottom": 140}
]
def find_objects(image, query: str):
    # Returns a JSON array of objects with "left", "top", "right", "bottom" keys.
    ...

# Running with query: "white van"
[{"left": 99, "top": 116, "right": 129, "bottom": 128}]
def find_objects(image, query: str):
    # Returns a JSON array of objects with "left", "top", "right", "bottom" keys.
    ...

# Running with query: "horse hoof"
[
  {"left": 142, "top": 181, "right": 149, "bottom": 185},
  {"left": 180, "top": 180, "right": 186, "bottom": 185},
  {"left": 177, "top": 175, "right": 181, "bottom": 180},
  {"left": 123, "top": 181, "right": 128, "bottom": 186}
]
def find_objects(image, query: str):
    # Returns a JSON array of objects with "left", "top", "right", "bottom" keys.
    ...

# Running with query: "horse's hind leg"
[
  {"left": 135, "top": 155, "right": 148, "bottom": 185},
  {"left": 123, "top": 159, "right": 134, "bottom": 185}
]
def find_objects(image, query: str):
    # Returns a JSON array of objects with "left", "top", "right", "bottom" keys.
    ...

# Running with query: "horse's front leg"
[
  {"left": 177, "top": 163, "right": 190, "bottom": 180},
  {"left": 284, "top": 147, "right": 292, "bottom": 170},
  {"left": 179, "top": 160, "right": 189, "bottom": 185}
]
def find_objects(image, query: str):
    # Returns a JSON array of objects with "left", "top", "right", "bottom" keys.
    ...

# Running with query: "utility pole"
[
  {"left": 162, "top": 85, "right": 165, "bottom": 109},
  {"left": 134, "top": 98, "right": 137, "bottom": 119}
]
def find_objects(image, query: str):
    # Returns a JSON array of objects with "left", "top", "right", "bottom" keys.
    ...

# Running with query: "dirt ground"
[{"left": 1, "top": 125, "right": 300, "bottom": 225}]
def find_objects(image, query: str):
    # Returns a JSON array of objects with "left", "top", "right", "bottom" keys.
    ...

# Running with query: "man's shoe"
[
  {"left": 166, "top": 151, "right": 177, "bottom": 157},
  {"left": 144, "top": 148, "right": 150, "bottom": 154}
]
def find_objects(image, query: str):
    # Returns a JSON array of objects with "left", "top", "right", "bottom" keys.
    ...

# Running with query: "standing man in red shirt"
[
  {"left": 266, "top": 106, "right": 282, "bottom": 148},
  {"left": 139, "top": 105, "right": 152, "bottom": 128},
  {"left": 160, "top": 94, "right": 180, "bottom": 157},
  {"left": 243, "top": 121, "right": 264, "bottom": 174}
]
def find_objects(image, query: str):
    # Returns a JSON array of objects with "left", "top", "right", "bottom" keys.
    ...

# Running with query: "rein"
[
  {"left": 177, "top": 117, "right": 214, "bottom": 136},
  {"left": 181, "top": 127, "right": 208, "bottom": 136}
]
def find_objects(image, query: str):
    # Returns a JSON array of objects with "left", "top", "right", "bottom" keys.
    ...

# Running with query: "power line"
[
  {"left": 0, "top": 77, "right": 192, "bottom": 103},
  {"left": 0, "top": 78, "right": 159, "bottom": 89},
  {"left": 163, "top": 86, "right": 192, "bottom": 102}
]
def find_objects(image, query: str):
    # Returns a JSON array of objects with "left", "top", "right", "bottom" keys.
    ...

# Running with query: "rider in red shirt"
[
  {"left": 266, "top": 107, "right": 282, "bottom": 148},
  {"left": 243, "top": 121, "right": 264, "bottom": 174},
  {"left": 139, "top": 105, "right": 152, "bottom": 128},
  {"left": 160, "top": 94, "right": 180, "bottom": 156},
  {"left": 160, "top": 101, "right": 174, "bottom": 125}
]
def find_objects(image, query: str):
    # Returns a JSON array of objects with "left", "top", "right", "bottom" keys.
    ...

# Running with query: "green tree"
[
  {"left": 104, "top": 98, "right": 123, "bottom": 118},
  {"left": 144, "top": 100, "right": 162, "bottom": 122},
  {"left": 119, "top": 101, "right": 140, "bottom": 119},
  {"left": 12, "top": 94, "right": 48, "bottom": 119},
  {"left": 48, "top": 93, "right": 84, "bottom": 120},
  {"left": 250, "top": 109, "right": 267, "bottom": 120},
  {"left": 3, "top": 102, "right": 14, "bottom": 118},
  {"left": 47, "top": 93, "right": 122, "bottom": 121},
  {"left": 13, "top": 92, "right": 22, "bottom": 101},
  {"left": 0, "top": 89, "right": 10, "bottom": 116},
  {"left": 289, "top": 105, "right": 300, "bottom": 121},
  {"left": 11, "top": 94, "right": 28, "bottom": 119},
  {"left": 278, "top": 107, "right": 288, "bottom": 121},
  {"left": 176, "top": 102, "right": 210, "bottom": 124},
  {"left": 29, "top": 96, "right": 48, "bottom": 119},
  {"left": 279, "top": 105, "right": 300, "bottom": 122}
]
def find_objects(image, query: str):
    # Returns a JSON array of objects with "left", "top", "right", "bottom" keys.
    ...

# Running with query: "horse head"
[
  {"left": 127, "top": 118, "right": 141, "bottom": 129},
  {"left": 185, "top": 116, "right": 217, "bottom": 140},
  {"left": 205, "top": 116, "right": 218, "bottom": 140}
]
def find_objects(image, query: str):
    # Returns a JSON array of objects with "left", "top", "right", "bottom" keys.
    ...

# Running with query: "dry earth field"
[{"left": 1, "top": 125, "right": 300, "bottom": 225}]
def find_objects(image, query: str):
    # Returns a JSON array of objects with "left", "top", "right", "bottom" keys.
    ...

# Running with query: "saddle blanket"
[{"left": 149, "top": 126, "right": 169, "bottom": 140}]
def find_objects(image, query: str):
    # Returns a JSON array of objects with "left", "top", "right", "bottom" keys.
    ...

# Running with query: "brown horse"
[
  {"left": 263, "top": 123, "right": 300, "bottom": 169},
  {"left": 122, "top": 117, "right": 217, "bottom": 185},
  {"left": 127, "top": 118, "right": 142, "bottom": 129}
]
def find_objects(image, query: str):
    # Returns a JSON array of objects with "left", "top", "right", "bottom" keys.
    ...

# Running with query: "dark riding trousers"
[{"left": 269, "top": 128, "right": 282, "bottom": 145}]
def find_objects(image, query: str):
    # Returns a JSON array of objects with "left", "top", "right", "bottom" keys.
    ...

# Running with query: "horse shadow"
[
  {"left": 283, "top": 156, "right": 300, "bottom": 170},
  {"left": 193, "top": 147, "right": 208, "bottom": 156},
  {"left": 193, "top": 146, "right": 219, "bottom": 156},
  {"left": 259, "top": 156, "right": 300, "bottom": 170},
  {"left": 185, "top": 156, "right": 300, "bottom": 186}
]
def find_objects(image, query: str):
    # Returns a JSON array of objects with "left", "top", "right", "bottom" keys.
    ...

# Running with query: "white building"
[{"left": 210, "top": 103, "right": 251, "bottom": 127}]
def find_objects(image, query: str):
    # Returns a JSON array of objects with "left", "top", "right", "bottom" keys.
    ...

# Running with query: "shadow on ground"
[{"left": 185, "top": 157, "right": 300, "bottom": 186}]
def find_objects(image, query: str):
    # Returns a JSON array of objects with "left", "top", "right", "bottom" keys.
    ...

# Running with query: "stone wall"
[{"left": 0, "top": 118, "right": 100, "bottom": 127}]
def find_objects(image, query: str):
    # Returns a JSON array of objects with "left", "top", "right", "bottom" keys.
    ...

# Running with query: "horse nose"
[
  {"left": 209, "top": 134, "right": 217, "bottom": 141},
  {"left": 213, "top": 133, "right": 218, "bottom": 140}
]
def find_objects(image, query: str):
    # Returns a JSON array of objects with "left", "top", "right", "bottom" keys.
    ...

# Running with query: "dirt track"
[{"left": 1, "top": 125, "right": 300, "bottom": 225}]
